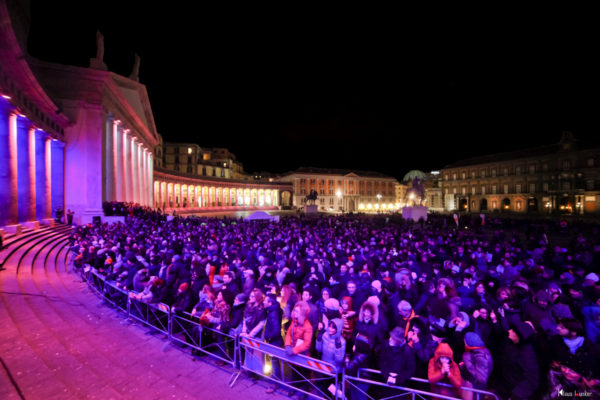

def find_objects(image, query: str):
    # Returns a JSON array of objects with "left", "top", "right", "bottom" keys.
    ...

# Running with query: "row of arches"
[
  {"left": 153, "top": 181, "right": 283, "bottom": 210},
  {"left": 459, "top": 196, "right": 576, "bottom": 213}
]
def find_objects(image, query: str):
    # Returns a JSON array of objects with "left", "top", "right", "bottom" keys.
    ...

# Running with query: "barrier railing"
[
  {"left": 102, "top": 279, "right": 129, "bottom": 314},
  {"left": 353, "top": 368, "right": 499, "bottom": 400},
  {"left": 170, "top": 313, "right": 238, "bottom": 373},
  {"left": 80, "top": 268, "right": 500, "bottom": 400},
  {"left": 236, "top": 336, "right": 341, "bottom": 400},
  {"left": 128, "top": 295, "right": 171, "bottom": 336},
  {"left": 86, "top": 267, "right": 105, "bottom": 297}
]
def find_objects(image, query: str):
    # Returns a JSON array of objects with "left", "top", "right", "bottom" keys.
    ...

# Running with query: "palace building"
[
  {"left": 278, "top": 167, "right": 398, "bottom": 213},
  {"left": 440, "top": 132, "right": 600, "bottom": 215}
]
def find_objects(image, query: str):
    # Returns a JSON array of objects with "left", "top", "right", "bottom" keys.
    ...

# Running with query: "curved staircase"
[{"left": 0, "top": 226, "right": 282, "bottom": 400}]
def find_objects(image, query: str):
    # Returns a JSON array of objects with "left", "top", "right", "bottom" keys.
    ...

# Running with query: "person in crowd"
[
  {"left": 460, "top": 332, "right": 493, "bottom": 400},
  {"left": 263, "top": 292, "right": 284, "bottom": 394},
  {"left": 339, "top": 296, "right": 356, "bottom": 353},
  {"left": 72, "top": 205, "right": 600, "bottom": 400},
  {"left": 497, "top": 321, "right": 540, "bottom": 400},
  {"left": 428, "top": 342, "right": 463, "bottom": 398},
  {"left": 378, "top": 326, "right": 416, "bottom": 388},
  {"left": 316, "top": 318, "right": 346, "bottom": 369}
]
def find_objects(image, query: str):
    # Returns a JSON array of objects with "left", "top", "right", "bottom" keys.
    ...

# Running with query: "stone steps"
[{"left": 0, "top": 230, "right": 286, "bottom": 400}]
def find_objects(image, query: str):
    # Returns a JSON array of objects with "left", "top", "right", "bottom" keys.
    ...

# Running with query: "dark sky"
[{"left": 27, "top": 2, "right": 600, "bottom": 180}]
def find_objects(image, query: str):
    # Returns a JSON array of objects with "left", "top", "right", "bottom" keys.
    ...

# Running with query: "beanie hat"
[
  {"left": 552, "top": 303, "right": 574, "bottom": 320},
  {"left": 464, "top": 332, "right": 484, "bottom": 348},
  {"left": 398, "top": 300, "right": 412, "bottom": 312},
  {"left": 371, "top": 280, "right": 382, "bottom": 290},
  {"left": 585, "top": 272, "right": 599, "bottom": 283},
  {"left": 324, "top": 298, "right": 340, "bottom": 311},
  {"left": 390, "top": 327, "right": 406, "bottom": 344},
  {"left": 535, "top": 290, "right": 552, "bottom": 303}
]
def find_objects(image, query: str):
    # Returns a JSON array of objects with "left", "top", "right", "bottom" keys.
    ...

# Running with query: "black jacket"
[
  {"left": 264, "top": 303, "right": 284, "bottom": 346},
  {"left": 549, "top": 335, "right": 600, "bottom": 379},
  {"left": 378, "top": 343, "right": 416, "bottom": 387}
]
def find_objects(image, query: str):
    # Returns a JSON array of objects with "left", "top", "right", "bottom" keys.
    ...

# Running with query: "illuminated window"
[
  {"left": 203, "top": 153, "right": 210, "bottom": 160},
  {"left": 188, "top": 147, "right": 192, "bottom": 154},
  {"left": 516, "top": 200, "right": 522, "bottom": 210},
  {"left": 504, "top": 185, "right": 509, "bottom": 194},
  {"left": 492, "top": 200, "right": 497, "bottom": 209},
  {"left": 472, "top": 187, "right": 476, "bottom": 195},
  {"left": 481, "top": 186, "right": 486, "bottom": 195},
  {"left": 515, "top": 184, "right": 521, "bottom": 193},
  {"left": 492, "top": 185, "right": 497, "bottom": 194}
]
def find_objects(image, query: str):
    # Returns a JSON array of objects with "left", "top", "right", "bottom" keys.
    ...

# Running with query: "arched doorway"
[
  {"left": 348, "top": 199, "right": 355, "bottom": 212},
  {"left": 480, "top": 198, "right": 488, "bottom": 211},
  {"left": 527, "top": 197, "right": 538, "bottom": 212},
  {"left": 281, "top": 191, "right": 291, "bottom": 207},
  {"left": 459, "top": 198, "right": 468, "bottom": 211},
  {"left": 502, "top": 198, "right": 511, "bottom": 211}
]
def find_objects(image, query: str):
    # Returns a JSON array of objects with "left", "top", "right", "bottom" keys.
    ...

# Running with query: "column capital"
[{"left": 113, "top": 119, "right": 122, "bottom": 126}]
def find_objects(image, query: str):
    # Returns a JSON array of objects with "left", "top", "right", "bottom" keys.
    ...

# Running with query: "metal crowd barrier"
[
  {"left": 80, "top": 269, "right": 500, "bottom": 400},
  {"left": 128, "top": 295, "right": 171, "bottom": 336},
  {"left": 170, "top": 312, "right": 238, "bottom": 372},
  {"left": 236, "top": 336, "right": 341, "bottom": 400},
  {"left": 353, "top": 368, "right": 499, "bottom": 400}
]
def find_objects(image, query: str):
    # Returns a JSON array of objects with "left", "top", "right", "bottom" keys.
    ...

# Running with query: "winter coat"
[
  {"left": 316, "top": 318, "right": 346, "bottom": 369},
  {"left": 549, "top": 334, "right": 600, "bottom": 379},
  {"left": 462, "top": 346, "right": 493, "bottom": 389},
  {"left": 285, "top": 318, "right": 313, "bottom": 356},
  {"left": 263, "top": 302, "right": 284, "bottom": 346},
  {"left": 356, "top": 300, "right": 384, "bottom": 356},
  {"left": 428, "top": 343, "right": 462, "bottom": 397},
  {"left": 499, "top": 323, "right": 539, "bottom": 400},
  {"left": 378, "top": 342, "right": 416, "bottom": 387},
  {"left": 582, "top": 305, "right": 600, "bottom": 345}
]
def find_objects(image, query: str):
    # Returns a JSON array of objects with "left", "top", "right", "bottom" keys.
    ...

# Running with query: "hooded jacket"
[
  {"left": 499, "top": 321, "right": 539, "bottom": 399},
  {"left": 428, "top": 343, "right": 462, "bottom": 397},
  {"left": 462, "top": 345, "right": 493, "bottom": 389},
  {"left": 356, "top": 300, "right": 384, "bottom": 355},
  {"left": 316, "top": 318, "right": 346, "bottom": 369}
]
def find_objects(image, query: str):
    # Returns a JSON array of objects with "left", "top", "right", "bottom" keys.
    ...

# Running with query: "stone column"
[
  {"left": 113, "top": 121, "right": 123, "bottom": 201},
  {"left": 148, "top": 153, "right": 153, "bottom": 208},
  {"left": 122, "top": 129, "right": 130, "bottom": 202},
  {"left": 17, "top": 119, "right": 37, "bottom": 227},
  {"left": 105, "top": 115, "right": 115, "bottom": 201},
  {"left": 131, "top": 137, "right": 138, "bottom": 203},
  {"left": 144, "top": 149, "right": 149, "bottom": 206},
  {"left": 0, "top": 110, "right": 19, "bottom": 230},
  {"left": 35, "top": 131, "right": 52, "bottom": 224},
  {"left": 137, "top": 144, "right": 143, "bottom": 205}
]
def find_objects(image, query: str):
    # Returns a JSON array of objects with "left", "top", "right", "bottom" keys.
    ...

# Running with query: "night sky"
[{"left": 27, "top": 3, "right": 600, "bottom": 180}]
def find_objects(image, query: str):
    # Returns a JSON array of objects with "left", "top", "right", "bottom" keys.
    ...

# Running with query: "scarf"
[{"left": 563, "top": 336, "right": 584, "bottom": 355}]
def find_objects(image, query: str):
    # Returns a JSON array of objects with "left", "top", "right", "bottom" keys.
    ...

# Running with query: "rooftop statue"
[
  {"left": 89, "top": 31, "right": 108, "bottom": 70},
  {"left": 129, "top": 53, "right": 140, "bottom": 82}
]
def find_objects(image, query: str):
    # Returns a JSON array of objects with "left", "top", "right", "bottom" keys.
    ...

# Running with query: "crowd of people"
[{"left": 70, "top": 204, "right": 600, "bottom": 399}]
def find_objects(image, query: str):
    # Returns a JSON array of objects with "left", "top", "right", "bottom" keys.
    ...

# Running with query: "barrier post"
[{"left": 236, "top": 336, "right": 340, "bottom": 400}]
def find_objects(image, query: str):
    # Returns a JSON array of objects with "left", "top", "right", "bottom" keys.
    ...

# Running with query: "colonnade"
[
  {"left": 105, "top": 117, "right": 153, "bottom": 206},
  {"left": 153, "top": 181, "right": 280, "bottom": 210},
  {"left": 0, "top": 101, "right": 64, "bottom": 229}
]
